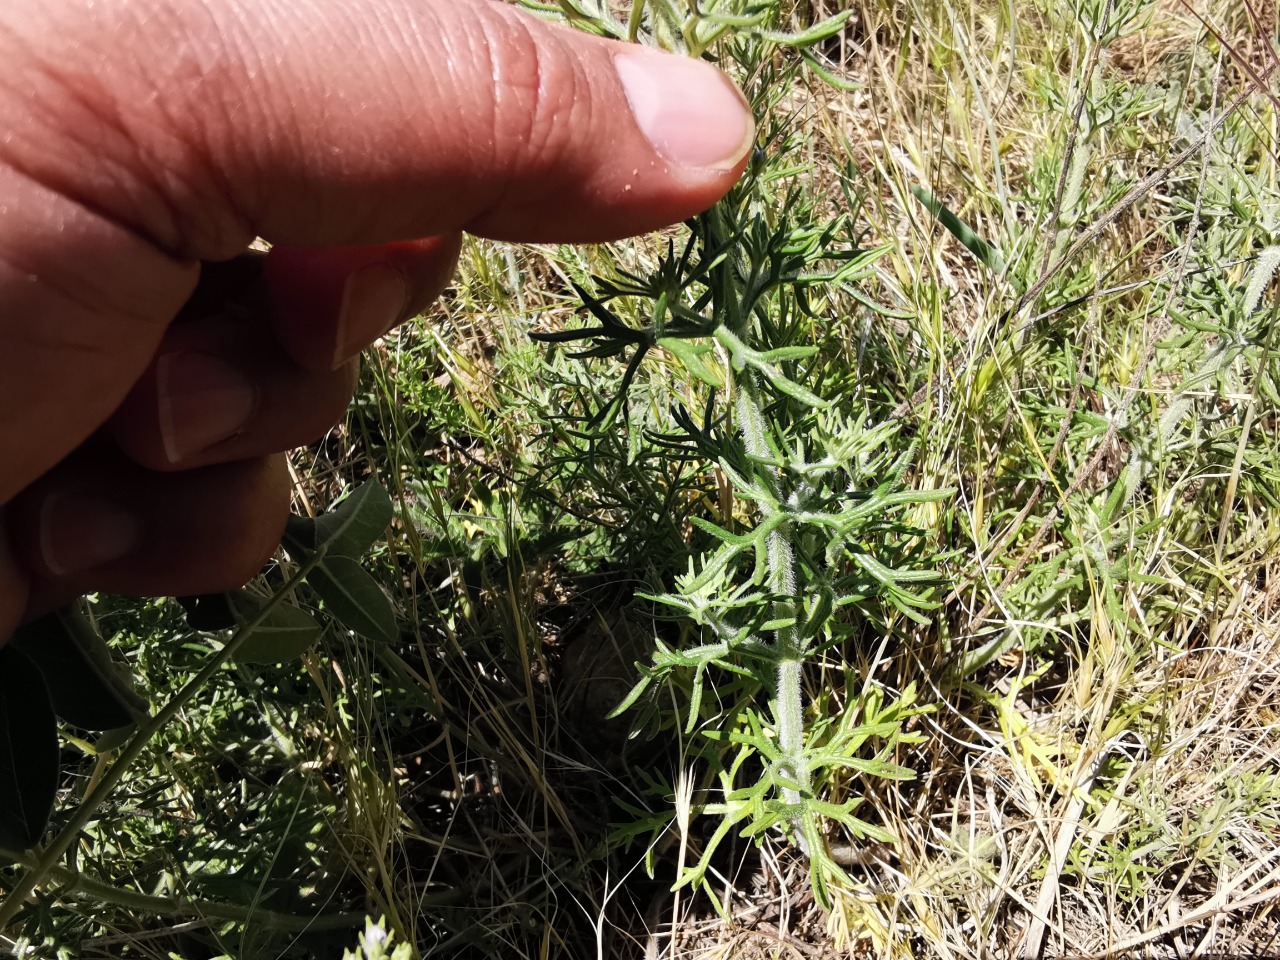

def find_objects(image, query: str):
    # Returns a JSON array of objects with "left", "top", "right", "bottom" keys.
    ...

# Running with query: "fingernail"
[
  {"left": 335, "top": 262, "right": 409, "bottom": 368},
  {"left": 40, "top": 493, "right": 142, "bottom": 576},
  {"left": 615, "top": 49, "right": 755, "bottom": 172},
  {"left": 157, "top": 352, "right": 258, "bottom": 464}
]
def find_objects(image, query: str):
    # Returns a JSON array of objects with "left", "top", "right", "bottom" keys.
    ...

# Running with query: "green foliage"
[
  {"left": 9, "top": 0, "right": 1280, "bottom": 955},
  {"left": 285, "top": 480, "right": 396, "bottom": 560},
  {"left": 226, "top": 590, "right": 326, "bottom": 664},
  {"left": 9, "top": 606, "right": 147, "bottom": 731},
  {"left": 520, "top": 0, "right": 852, "bottom": 61},
  {"left": 0, "top": 607, "right": 149, "bottom": 854},
  {"left": 0, "top": 483, "right": 396, "bottom": 955},
  {"left": 281, "top": 481, "right": 399, "bottom": 645},
  {"left": 910, "top": 183, "right": 1006, "bottom": 275},
  {"left": 537, "top": 124, "right": 953, "bottom": 902}
]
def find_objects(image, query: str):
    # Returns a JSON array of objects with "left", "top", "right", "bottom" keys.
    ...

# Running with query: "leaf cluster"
[{"left": 533, "top": 126, "right": 955, "bottom": 906}]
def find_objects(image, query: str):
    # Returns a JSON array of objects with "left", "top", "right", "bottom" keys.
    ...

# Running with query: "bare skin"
[{"left": 0, "top": 0, "right": 754, "bottom": 642}]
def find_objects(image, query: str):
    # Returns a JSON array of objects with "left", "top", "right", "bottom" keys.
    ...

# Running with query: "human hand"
[{"left": 0, "top": 0, "right": 754, "bottom": 641}]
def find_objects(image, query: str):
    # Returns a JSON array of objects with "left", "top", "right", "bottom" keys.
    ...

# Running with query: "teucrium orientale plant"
[{"left": 534, "top": 107, "right": 953, "bottom": 904}]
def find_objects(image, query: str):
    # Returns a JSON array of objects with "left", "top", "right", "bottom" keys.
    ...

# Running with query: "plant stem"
[
  {"left": 734, "top": 373, "right": 809, "bottom": 808},
  {"left": 0, "top": 848, "right": 367, "bottom": 933},
  {"left": 0, "top": 549, "right": 328, "bottom": 932}
]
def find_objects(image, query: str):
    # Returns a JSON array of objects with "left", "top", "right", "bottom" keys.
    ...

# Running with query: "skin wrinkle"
[
  {"left": 306, "top": 6, "right": 409, "bottom": 241},
  {"left": 353, "top": 5, "right": 453, "bottom": 238},
  {"left": 0, "top": 59, "right": 180, "bottom": 250},
  {"left": 0, "top": 0, "right": 258, "bottom": 259},
  {"left": 218, "top": 0, "right": 309, "bottom": 236},
  {"left": 6, "top": 0, "right": 740, "bottom": 254},
  {"left": 244, "top": 6, "right": 338, "bottom": 239},
  {"left": 8, "top": 0, "right": 673, "bottom": 251},
  {"left": 0, "top": 162, "right": 193, "bottom": 334},
  {"left": 243, "top": 1, "right": 449, "bottom": 243},
  {"left": 107, "top": 0, "right": 293, "bottom": 257},
  {"left": 3, "top": 9, "right": 159, "bottom": 237},
  {"left": 279, "top": 0, "right": 493, "bottom": 243},
  {"left": 93, "top": 0, "right": 201, "bottom": 250},
  {"left": 136, "top": 0, "right": 267, "bottom": 257},
  {"left": 467, "top": 8, "right": 590, "bottom": 238}
]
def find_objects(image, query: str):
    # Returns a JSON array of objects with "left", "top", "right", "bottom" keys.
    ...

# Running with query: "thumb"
[
  {"left": 2, "top": 0, "right": 754, "bottom": 253},
  {"left": 0, "top": 0, "right": 754, "bottom": 501}
]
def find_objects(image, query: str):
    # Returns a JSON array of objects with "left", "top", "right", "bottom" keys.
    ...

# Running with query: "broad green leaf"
[
  {"left": 280, "top": 483, "right": 398, "bottom": 643},
  {"left": 306, "top": 556, "right": 399, "bottom": 645},
  {"left": 313, "top": 480, "right": 394, "bottom": 555},
  {"left": 90, "top": 724, "right": 136, "bottom": 756},
  {"left": 282, "top": 514, "right": 319, "bottom": 558},
  {"left": 287, "top": 481, "right": 394, "bottom": 559},
  {"left": 9, "top": 606, "right": 148, "bottom": 730},
  {"left": 0, "top": 647, "right": 58, "bottom": 852},
  {"left": 227, "top": 591, "right": 326, "bottom": 664}
]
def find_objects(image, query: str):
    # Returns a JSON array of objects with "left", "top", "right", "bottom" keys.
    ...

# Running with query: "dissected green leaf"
[
  {"left": 754, "top": 346, "right": 819, "bottom": 363},
  {"left": 658, "top": 337, "right": 724, "bottom": 388},
  {"left": 801, "top": 50, "right": 861, "bottom": 92},
  {"left": 9, "top": 607, "right": 148, "bottom": 730},
  {"left": 227, "top": 591, "right": 326, "bottom": 664},
  {"left": 0, "top": 647, "right": 59, "bottom": 852},
  {"left": 758, "top": 9, "right": 853, "bottom": 47}
]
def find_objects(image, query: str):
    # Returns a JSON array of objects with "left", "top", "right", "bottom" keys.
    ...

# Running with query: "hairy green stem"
[{"left": 734, "top": 374, "right": 809, "bottom": 808}]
